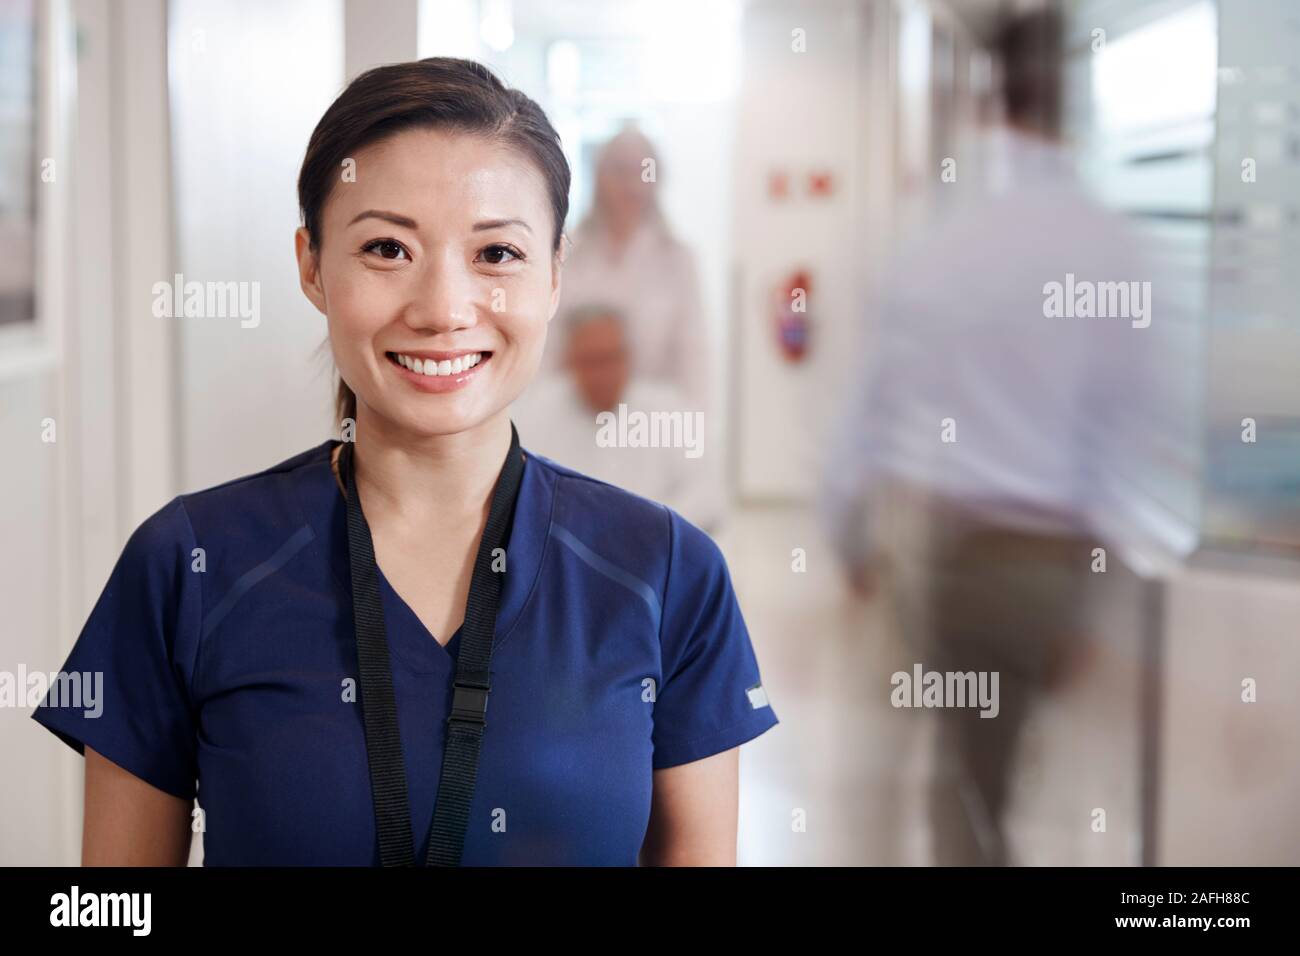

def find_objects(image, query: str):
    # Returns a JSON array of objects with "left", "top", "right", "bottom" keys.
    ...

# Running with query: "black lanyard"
[{"left": 339, "top": 421, "right": 525, "bottom": 866}]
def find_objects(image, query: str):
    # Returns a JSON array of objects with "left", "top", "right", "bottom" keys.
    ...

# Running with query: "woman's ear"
[
  {"left": 295, "top": 227, "right": 327, "bottom": 315},
  {"left": 548, "top": 271, "right": 563, "bottom": 323},
  {"left": 548, "top": 240, "right": 566, "bottom": 323}
]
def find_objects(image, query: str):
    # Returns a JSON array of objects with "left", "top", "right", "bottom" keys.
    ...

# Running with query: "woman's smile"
[{"left": 384, "top": 348, "right": 494, "bottom": 393}]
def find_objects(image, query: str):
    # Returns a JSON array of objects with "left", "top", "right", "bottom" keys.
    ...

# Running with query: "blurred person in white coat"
[
  {"left": 821, "top": 7, "right": 1200, "bottom": 865},
  {"left": 516, "top": 304, "right": 720, "bottom": 533},
  {"left": 542, "top": 125, "right": 709, "bottom": 407}
]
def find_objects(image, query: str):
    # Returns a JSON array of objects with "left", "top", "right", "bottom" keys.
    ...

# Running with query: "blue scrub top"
[{"left": 32, "top": 439, "right": 779, "bottom": 865}]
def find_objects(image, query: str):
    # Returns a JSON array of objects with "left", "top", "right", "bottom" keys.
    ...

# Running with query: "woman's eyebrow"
[
  {"left": 346, "top": 211, "right": 531, "bottom": 235},
  {"left": 473, "top": 218, "right": 532, "bottom": 234},
  {"left": 348, "top": 209, "right": 417, "bottom": 229}
]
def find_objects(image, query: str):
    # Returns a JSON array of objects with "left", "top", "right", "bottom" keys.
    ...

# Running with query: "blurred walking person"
[{"left": 821, "top": 7, "right": 1199, "bottom": 865}]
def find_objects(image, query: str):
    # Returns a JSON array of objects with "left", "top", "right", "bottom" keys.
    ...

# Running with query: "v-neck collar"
[
  {"left": 297, "top": 437, "right": 552, "bottom": 673},
  {"left": 374, "top": 563, "right": 463, "bottom": 659}
]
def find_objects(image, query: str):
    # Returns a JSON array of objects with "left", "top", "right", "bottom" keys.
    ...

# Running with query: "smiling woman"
[
  {"left": 293, "top": 58, "right": 567, "bottom": 435},
  {"left": 30, "top": 56, "right": 778, "bottom": 867}
]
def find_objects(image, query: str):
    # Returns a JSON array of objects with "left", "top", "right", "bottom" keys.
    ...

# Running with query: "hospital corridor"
[{"left": 1, "top": 0, "right": 1299, "bottom": 886}]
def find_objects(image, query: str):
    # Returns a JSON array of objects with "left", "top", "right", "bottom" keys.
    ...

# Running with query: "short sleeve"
[
  {"left": 30, "top": 497, "right": 202, "bottom": 800},
  {"left": 651, "top": 510, "right": 779, "bottom": 769}
]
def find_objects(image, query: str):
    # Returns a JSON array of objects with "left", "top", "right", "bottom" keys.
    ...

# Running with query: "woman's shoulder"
[
  {"left": 180, "top": 437, "right": 333, "bottom": 514},
  {"left": 527, "top": 447, "right": 664, "bottom": 522},
  {"left": 125, "top": 440, "right": 336, "bottom": 564},
  {"left": 524, "top": 448, "right": 726, "bottom": 571}
]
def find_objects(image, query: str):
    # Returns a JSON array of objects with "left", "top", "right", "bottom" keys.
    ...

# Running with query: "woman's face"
[{"left": 296, "top": 127, "right": 561, "bottom": 438}]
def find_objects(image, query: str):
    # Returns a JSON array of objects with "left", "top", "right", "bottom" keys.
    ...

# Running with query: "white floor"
[{"left": 717, "top": 503, "right": 1145, "bottom": 866}]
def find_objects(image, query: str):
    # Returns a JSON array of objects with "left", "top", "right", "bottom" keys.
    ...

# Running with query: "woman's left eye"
[
  {"left": 362, "top": 239, "right": 409, "bottom": 261},
  {"left": 480, "top": 244, "right": 524, "bottom": 265}
]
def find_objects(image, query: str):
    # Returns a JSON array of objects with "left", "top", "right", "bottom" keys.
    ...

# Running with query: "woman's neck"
[{"left": 346, "top": 406, "right": 513, "bottom": 526}]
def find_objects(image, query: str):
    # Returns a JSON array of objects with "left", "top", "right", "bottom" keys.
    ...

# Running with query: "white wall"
[
  {"left": 1, "top": 0, "right": 74, "bottom": 863},
  {"left": 730, "top": 0, "right": 890, "bottom": 501},
  {"left": 169, "top": 0, "right": 343, "bottom": 491},
  {"left": 0, "top": 375, "right": 64, "bottom": 864},
  {"left": 3, "top": 0, "right": 176, "bottom": 865}
]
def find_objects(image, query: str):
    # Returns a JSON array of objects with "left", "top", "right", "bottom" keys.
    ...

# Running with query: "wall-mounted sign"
[{"left": 766, "top": 168, "right": 837, "bottom": 201}]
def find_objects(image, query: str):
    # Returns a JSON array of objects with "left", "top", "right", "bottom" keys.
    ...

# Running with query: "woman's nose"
[{"left": 402, "top": 253, "right": 479, "bottom": 332}]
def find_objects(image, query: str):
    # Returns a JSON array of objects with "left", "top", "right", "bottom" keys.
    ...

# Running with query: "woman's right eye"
[{"left": 362, "top": 239, "right": 409, "bottom": 261}]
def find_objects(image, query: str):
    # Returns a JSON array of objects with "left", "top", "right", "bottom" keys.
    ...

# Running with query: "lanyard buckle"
[{"left": 449, "top": 682, "right": 489, "bottom": 726}]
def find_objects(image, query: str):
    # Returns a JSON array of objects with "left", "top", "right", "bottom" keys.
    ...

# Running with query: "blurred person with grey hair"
[
  {"left": 514, "top": 303, "right": 720, "bottom": 532},
  {"left": 821, "top": 5, "right": 1199, "bottom": 865}
]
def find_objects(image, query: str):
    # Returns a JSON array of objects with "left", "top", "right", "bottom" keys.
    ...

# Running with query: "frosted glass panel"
[{"left": 1204, "top": 0, "right": 1300, "bottom": 550}]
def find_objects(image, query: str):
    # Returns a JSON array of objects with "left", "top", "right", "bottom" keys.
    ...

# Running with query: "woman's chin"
[{"left": 373, "top": 400, "right": 503, "bottom": 440}]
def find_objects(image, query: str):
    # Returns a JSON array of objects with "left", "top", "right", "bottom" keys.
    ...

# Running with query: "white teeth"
[{"left": 391, "top": 352, "right": 484, "bottom": 377}]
